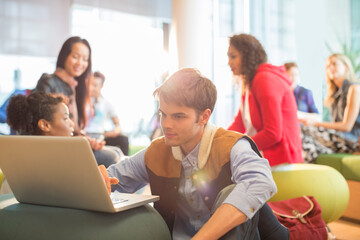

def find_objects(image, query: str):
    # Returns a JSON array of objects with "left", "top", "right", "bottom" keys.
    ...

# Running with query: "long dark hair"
[
  {"left": 229, "top": 34, "right": 267, "bottom": 89},
  {"left": 56, "top": 36, "right": 92, "bottom": 128}
]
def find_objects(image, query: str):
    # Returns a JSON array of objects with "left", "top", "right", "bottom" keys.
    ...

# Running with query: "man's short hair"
[
  {"left": 284, "top": 62, "right": 298, "bottom": 71},
  {"left": 153, "top": 68, "right": 217, "bottom": 113},
  {"left": 93, "top": 71, "right": 105, "bottom": 85}
]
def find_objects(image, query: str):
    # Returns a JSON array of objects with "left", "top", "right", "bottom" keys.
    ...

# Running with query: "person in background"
[
  {"left": 85, "top": 71, "right": 129, "bottom": 155},
  {"left": 35, "top": 36, "right": 91, "bottom": 133},
  {"left": 1, "top": 92, "right": 74, "bottom": 194},
  {"left": 7, "top": 92, "right": 74, "bottom": 136},
  {"left": 284, "top": 62, "right": 319, "bottom": 114},
  {"left": 301, "top": 53, "right": 360, "bottom": 162},
  {"left": 0, "top": 89, "right": 31, "bottom": 134},
  {"left": 34, "top": 36, "right": 122, "bottom": 167},
  {"left": 101, "top": 68, "right": 288, "bottom": 240},
  {"left": 227, "top": 33, "right": 303, "bottom": 167}
]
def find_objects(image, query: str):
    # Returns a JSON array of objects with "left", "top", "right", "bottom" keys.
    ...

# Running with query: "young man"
[
  {"left": 106, "top": 68, "right": 279, "bottom": 239},
  {"left": 85, "top": 71, "right": 129, "bottom": 155}
]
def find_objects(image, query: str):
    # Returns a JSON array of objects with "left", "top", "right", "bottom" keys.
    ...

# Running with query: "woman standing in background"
[{"left": 227, "top": 33, "right": 303, "bottom": 166}]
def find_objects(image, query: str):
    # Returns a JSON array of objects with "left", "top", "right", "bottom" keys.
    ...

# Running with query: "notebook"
[{"left": 0, "top": 135, "right": 159, "bottom": 213}]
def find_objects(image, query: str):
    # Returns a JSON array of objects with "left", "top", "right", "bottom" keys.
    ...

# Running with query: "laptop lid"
[{"left": 0, "top": 135, "right": 158, "bottom": 213}]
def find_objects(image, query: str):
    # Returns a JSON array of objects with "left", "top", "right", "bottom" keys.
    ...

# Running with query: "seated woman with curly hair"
[
  {"left": 6, "top": 91, "right": 122, "bottom": 166},
  {"left": 7, "top": 91, "right": 74, "bottom": 137},
  {"left": 1, "top": 91, "right": 121, "bottom": 194}
]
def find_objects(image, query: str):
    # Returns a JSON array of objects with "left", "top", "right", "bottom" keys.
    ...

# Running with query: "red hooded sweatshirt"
[{"left": 228, "top": 63, "right": 303, "bottom": 166}]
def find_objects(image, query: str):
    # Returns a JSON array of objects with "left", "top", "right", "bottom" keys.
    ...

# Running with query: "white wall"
[{"left": 171, "top": 0, "right": 213, "bottom": 77}]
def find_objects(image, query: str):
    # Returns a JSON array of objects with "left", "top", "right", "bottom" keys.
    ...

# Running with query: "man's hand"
[{"left": 98, "top": 165, "right": 119, "bottom": 194}]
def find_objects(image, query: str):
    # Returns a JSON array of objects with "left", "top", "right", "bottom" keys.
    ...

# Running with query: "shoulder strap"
[{"left": 271, "top": 196, "right": 314, "bottom": 224}]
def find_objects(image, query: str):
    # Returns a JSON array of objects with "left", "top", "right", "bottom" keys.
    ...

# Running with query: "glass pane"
[{"left": 71, "top": 5, "right": 167, "bottom": 144}]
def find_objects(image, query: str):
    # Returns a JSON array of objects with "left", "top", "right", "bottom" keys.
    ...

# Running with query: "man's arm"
[
  {"left": 192, "top": 203, "right": 247, "bottom": 240},
  {"left": 107, "top": 148, "right": 149, "bottom": 193},
  {"left": 194, "top": 138, "right": 276, "bottom": 239}
]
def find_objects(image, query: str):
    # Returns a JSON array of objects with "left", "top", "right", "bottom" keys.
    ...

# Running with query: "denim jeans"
[{"left": 212, "top": 184, "right": 289, "bottom": 240}]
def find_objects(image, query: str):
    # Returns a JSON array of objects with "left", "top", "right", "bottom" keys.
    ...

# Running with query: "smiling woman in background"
[
  {"left": 35, "top": 36, "right": 91, "bottom": 132},
  {"left": 301, "top": 53, "right": 360, "bottom": 162},
  {"left": 227, "top": 33, "right": 303, "bottom": 167},
  {"left": 34, "top": 36, "right": 122, "bottom": 167}
]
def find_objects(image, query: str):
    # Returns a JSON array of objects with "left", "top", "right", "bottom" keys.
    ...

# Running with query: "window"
[
  {"left": 71, "top": 5, "right": 169, "bottom": 144},
  {"left": 0, "top": 0, "right": 67, "bottom": 104},
  {"left": 250, "top": 0, "right": 296, "bottom": 64},
  {"left": 351, "top": 0, "right": 360, "bottom": 77}
]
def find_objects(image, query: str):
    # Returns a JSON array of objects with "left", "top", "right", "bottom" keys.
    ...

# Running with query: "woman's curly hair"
[
  {"left": 7, "top": 91, "right": 68, "bottom": 135},
  {"left": 229, "top": 34, "right": 267, "bottom": 88}
]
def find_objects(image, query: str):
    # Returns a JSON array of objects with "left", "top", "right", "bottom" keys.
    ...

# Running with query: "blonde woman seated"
[{"left": 301, "top": 53, "right": 360, "bottom": 162}]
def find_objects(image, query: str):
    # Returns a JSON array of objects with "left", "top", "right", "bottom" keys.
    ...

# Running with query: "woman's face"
[
  {"left": 227, "top": 44, "right": 242, "bottom": 76},
  {"left": 64, "top": 42, "right": 90, "bottom": 77},
  {"left": 326, "top": 56, "right": 348, "bottom": 86},
  {"left": 44, "top": 103, "right": 75, "bottom": 136}
]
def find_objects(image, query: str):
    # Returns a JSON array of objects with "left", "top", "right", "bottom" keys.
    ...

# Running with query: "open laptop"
[{"left": 0, "top": 135, "right": 159, "bottom": 213}]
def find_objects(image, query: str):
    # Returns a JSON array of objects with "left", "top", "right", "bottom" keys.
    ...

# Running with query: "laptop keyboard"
[{"left": 111, "top": 197, "right": 128, "bottom": 204}]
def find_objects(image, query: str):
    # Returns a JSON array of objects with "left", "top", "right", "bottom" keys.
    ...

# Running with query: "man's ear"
[
  {"left": 199, "top": 109, "right": 211, "bottom": 126},
  {"left": 38, "top": 119, "right": 51, "bottom": 132}
]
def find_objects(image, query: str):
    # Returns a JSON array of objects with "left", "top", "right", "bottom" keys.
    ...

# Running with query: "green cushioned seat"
[
  {"left": 315, "top": 154, "right": 360, "bottom": 181},
  {"left": 0, "top": 194, "right": 171, "bottom": 240},
  {"left": 341, "top": 156, "right": 360, "bottom": 181},
  {"left": 270, "top": 163, "right": 349, "bottom": 223}
]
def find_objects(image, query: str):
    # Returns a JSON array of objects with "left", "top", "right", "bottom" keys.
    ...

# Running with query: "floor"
[{"left": 328, "top": 217, "right": 360, "bottom": 240}]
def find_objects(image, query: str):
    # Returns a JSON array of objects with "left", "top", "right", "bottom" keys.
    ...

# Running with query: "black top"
[{"left": 34, "top": 73, "right": 73, "bottom": 100}]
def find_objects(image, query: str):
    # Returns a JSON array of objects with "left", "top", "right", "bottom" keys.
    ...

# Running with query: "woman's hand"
[
  {"left": 299, "top": 117, "right": 318, "bottom": 126},
  {"left": 298, "top": 111, "right": 321, "bottom": 126},
  {"left": 86, "top": 136, "right": 105, "bottom": 150}
]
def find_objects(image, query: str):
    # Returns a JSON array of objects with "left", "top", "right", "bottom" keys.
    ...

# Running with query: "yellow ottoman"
[
  {"left": 0, "top": 169, "right": 4, "bottom": 189},
  {"left": 270, "top": 164, "right": 349, "bottom": 223}
]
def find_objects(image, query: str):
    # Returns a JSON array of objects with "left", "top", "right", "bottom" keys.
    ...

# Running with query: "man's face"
[
  {"left": 158, "top": 97, "right": 209, "bottom": 155},
  {"left": 286, "top": 66, "right": 300, "bottom": 89},
  {"left": 90, "top": 77, "right": 103, "bottom": 98}
]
